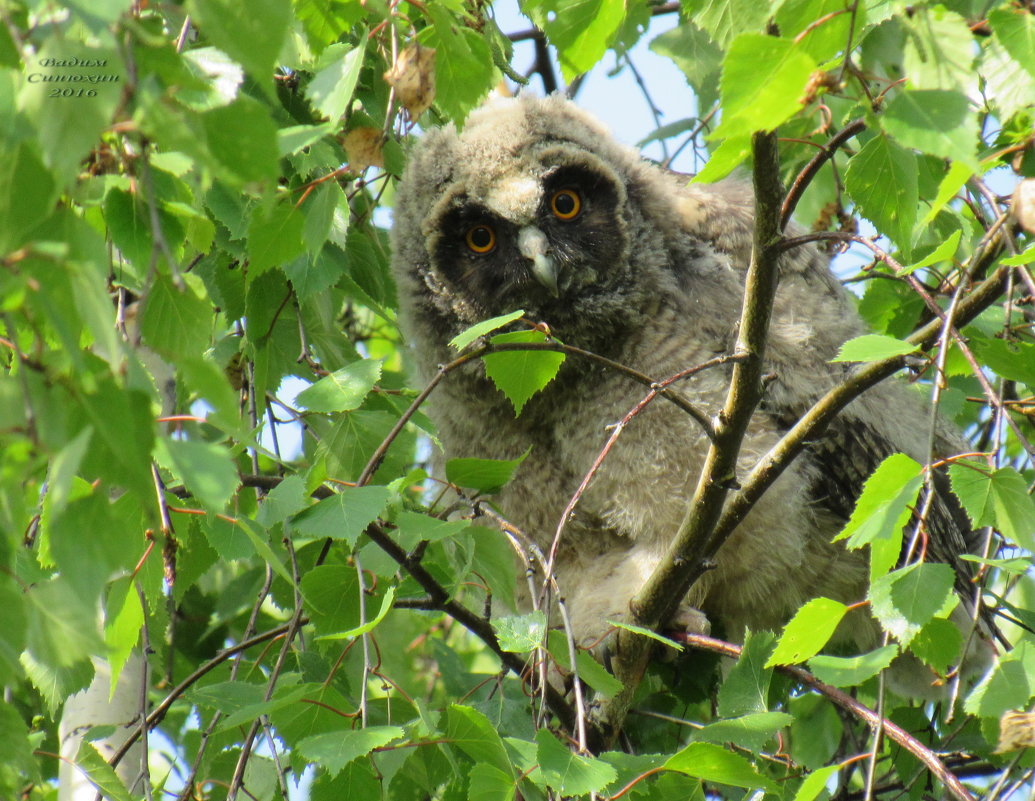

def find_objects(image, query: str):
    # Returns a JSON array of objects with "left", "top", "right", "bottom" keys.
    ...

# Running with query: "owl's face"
[
  {"left": 394, "top": 96, "right": 654, "bottom": 338},
  {"left": 421, "top": 147, "right": 628, "bottom": 322}
]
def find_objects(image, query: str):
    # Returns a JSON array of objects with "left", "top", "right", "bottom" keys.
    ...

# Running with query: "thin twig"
[
  {"left": 780, "top": 119, "right": 865, "bottom": 229},
  {"left": 108, "top": 624, "right": 291, "bottom": 771},
  {"left": 680, "top": 634, "right": 976, "bottom": 801}
]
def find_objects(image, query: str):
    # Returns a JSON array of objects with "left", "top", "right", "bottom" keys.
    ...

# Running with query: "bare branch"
[
  {"left": 680, "top": 634, "right": 977, "bottom": 801},
  {"left": 781, "top": 119, "right": 866, "bottom": 229},
  {"left": 598, "top": 129, "right": 786, "bottom": 743}
]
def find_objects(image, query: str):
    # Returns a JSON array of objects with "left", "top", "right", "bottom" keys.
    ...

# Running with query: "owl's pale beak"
[{"left": 517, "top": 226, "right": 559, "bottom": 297}]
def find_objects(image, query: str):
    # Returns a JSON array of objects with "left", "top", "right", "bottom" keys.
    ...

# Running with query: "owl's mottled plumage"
[{"left": 391, "top": 95, "right": 977, "bottom": 659}]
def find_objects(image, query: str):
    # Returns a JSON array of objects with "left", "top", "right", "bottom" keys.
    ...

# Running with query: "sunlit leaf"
[{"left": 767, "top": 598, "right": 848, "bottom": 667}]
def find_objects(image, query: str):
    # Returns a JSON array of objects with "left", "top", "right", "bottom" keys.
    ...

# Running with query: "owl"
[{"left": 390, "top": 94, "right": 979, "bottom": 667}]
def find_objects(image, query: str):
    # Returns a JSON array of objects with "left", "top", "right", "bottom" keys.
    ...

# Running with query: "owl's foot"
[
  {"left": 596, "top": 605, "right": 711, "bottom": 670},
  {"left": 657, "top": 605, "right": 711, "bottom": 661}
]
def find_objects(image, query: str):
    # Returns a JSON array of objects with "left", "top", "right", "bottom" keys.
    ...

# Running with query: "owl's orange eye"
[
  {"left": 550, "top": 188, "right": 581, "bottom": 220},
  {"left": 465, "top": 225, "right": 496, "bottom": 254}
]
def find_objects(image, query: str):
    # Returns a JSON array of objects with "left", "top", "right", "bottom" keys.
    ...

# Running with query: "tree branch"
[
  {"left": 780, "top": 119, "right": 865, "bottom": 229},
  {"left": 598, "top": 130, "right": 786, "bottom": 744},
  {"left": 680, "top": 634, "right": 976, "bottom": 801}
]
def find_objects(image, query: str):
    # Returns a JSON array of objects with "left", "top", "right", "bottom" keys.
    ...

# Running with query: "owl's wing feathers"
[
  {"left": 794, "top": 408, "right": 980, "bottom": 592},
  {"left": 672, "top": 176, "right": 980, "bottom": 593}
]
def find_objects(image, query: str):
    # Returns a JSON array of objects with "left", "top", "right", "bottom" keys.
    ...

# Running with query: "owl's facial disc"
[{"left": 516, "top": 226, "right": 558, "bottom": 297}]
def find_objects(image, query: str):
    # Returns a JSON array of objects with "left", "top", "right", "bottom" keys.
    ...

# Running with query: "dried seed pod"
[
  {"left": 384, "top": 44, "right": 436, "bottom": 119},
  {"left": 343, "top": 127, "right": 385, "bottom": 174}
]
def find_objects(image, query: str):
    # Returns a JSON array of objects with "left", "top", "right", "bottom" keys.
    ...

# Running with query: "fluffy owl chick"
[{"left": 391, "top": 94, "right": 977, "bottom": 659}]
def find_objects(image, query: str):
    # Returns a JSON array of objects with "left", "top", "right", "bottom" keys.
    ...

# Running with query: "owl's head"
[{"left": 392, "top": 95, "right": 667, "bottom": 341}]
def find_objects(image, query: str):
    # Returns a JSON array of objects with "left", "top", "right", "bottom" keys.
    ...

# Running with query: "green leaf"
[
  {"left": 990, "top": 7, "right": 1035, "bottom": 79},
  {"left": 964, "top": 640, "right": 1035, "bottom": 718},
  {"left": 202, "top": 97, "right": 280, "bottom": 184},
  {"left": 296, "top": 359, "right": 382, "bottom": 413},
  {"left": 491, "top": 611, "right": 547, "bottom": 653},
  {"left": 968, "top": 335, "right": 1035, "bottom": 386},
  {"left": 920, "top": 161, "right": 972, "bottom": 226},
  {"left": 186, "top": 0, "right": 290, "bottom": 87},
  {"left": 483, "top": 330, "right": 566, "bottom": 415},
  {"left": 315, "top": 410, "right": 400, "bottom": 483},
  {"left": 695, "top": 712, "right": 794, "bottom": 752},
  {"left": 468, "top": 764, "right": 516, "bottom": 801},
  {"left": 834, "top": 453, "right": 923, "bottom": 580},
  {"left": 188, "top": 681, "right": 265, "bottom": 713},
  {"left": 20, "top": 653, "right": 92, "bottom": 716},
  {"left": 692, "top": 136, "right": 752, "bottom": 183},
  {"left": 844, "top": 134, "right": 918, "bottom": 253},
  {"left": 290, "top": 486, "right": 392, "bottom": 545},
  {"left": 868, "top": 562, "right": 957, "bottom": 647},
  {"left": 49, "top": 491, "right": 135, "bottom": 602},
  {"left": 605, "top": 619, "right": 684, "bottom": 652},
  {"left": 180, "top": 46, "right": 244, "bottom": 110},
  {"left": 318, "top": 587, "right": 395, "bottom": 641},
  {"left": 961, "top": 554, "right": 1032, "bottom": 575},
  {"left": 470, "top": 524, "right": 518, "bottom": 609},
  {"left": 793, "top": 765, "right": 840, "bottom": 801},
  {"left": 901, "top": 6, "right": 974, "bottom": 92},
  {"left": 393, "top": 511, "right": 470, "bottom": 550},
  {"left": 299, "top": 181, "right": 340, "bottom": 255},
  {"left": 882, "top": 89, "right": 978, "bottom": 167},
  {"left": 713, "top": 34, "right": 817, "bottom": 137},
  {"left": 0, "top": 143, "right": 56, "bottom": 253},
  {"left": 665, "top": 742, "right": 776, "bottom": 791},
  {"left": 831, "top": 334, "right": 919, "bottom": 362},
  {"left": 950, "top": 463, "right": 1035, "bottom": 550},
  {"left": 139, "top": 272, "right": 212, "bottom": 360},
  {"left": 909, "top": 617, "right": 963, "bottom": 674},
  {"left": 535, "top": 729, "right": 617, "bottom": 796},
  {"left": 104, "top": 577, "right": 144, "bottom": 689},
  {"left": 300, "top": 564, "right": 360, "bottom": 635},
  {"left": 247, "top": 202, "right": 306, "bottom": 278},
  {"left": 808, "top": 645, "right": 899, "bottom": 687},
  {"left": 717, "top": 630, "right": 776, "bottom": 718},
  {"left": 25, "top": 579, "right": 101, "bottom": 668},
  {"left": 775, "top": 0, "right": 857, "bottom": 62},
  {"left": 103, "top": 186, "right": 153, "bottom": 271},
  {"left": 256, "top": 475, "right": 309, "bottom": 527},
  {"left": 306, "top": 41, "right": 366, "bottom": 122},
  {"left": 524, "top": 0, "right": 626, "bottom": 80},
  {"left": 445, "top": 704, "right": 514, "bottom": 775},
  {"left": 767, "top": 598, "right": 848, "bottom": 667},
  {"left": 547, "top": 631, "right": 624, "bottom": 698},
  {"left": 73, "top": 742, "right": 136, "bottom": 801},
  {"left": 422, "top": 5, "right": 496, "bottom": 120},
  {"left": 901, "top": 229, "right": 962, "bottom": 274},
  {"left": 449, "top": 310, "right": 525, "bottom": 351},
  {"left": 297, "top": 726, "right": 404, "bottom": 777},
  {"left": 649, "top": 23, "right": 722, "bottom": 106},
  {"left": 155, "top": 437, "right": 239, "bottom": 512},
  {"left": 278, "top": 123, "right": 335, "bottom": 158},
  {"left": 445, "top": 450, "right": 529, "bottom": 494},
  {"left": 690, "top": 0, "right": 772, "bottom": 46},
  {"left": 18, "top": 44, "right": 121, "bottom": 187},
  {"left": 75, "top": 380, "right": 155, "bottom": 502},
  {"left": 0, "top": 701, "right": 36, "bottom": 783},
  {"left": 234, "top": 517, "right": 297, "bottom": 587}
]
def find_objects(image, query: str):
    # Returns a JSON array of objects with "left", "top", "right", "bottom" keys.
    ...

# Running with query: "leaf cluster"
[{"left": 0, "top": 1, "right": 1033, "bottom": 800}]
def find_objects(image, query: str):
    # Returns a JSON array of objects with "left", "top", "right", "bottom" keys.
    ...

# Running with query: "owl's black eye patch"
[{"left": 541, "top": 165, "right": 619, "bottom": 220}]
